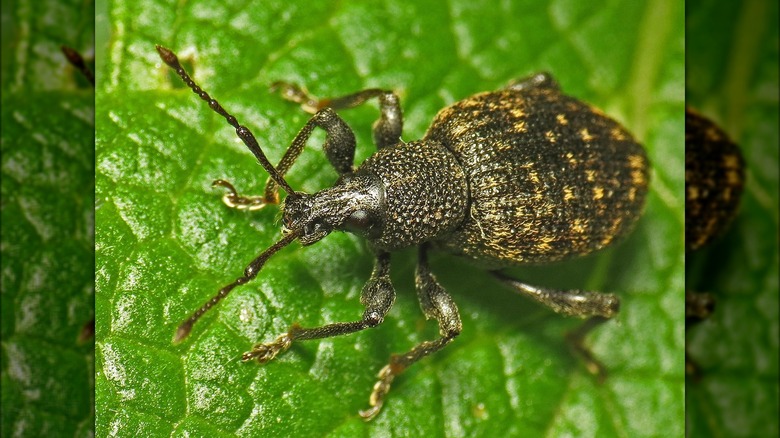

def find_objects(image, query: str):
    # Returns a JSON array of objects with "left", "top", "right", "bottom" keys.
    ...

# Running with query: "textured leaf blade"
[{"left": 96, "top": 1, "right": 684, "bottom": 436}]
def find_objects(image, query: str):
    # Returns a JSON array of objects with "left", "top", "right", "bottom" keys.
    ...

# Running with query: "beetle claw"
[
  {"left": 242, "top": 333, "right": 293, "bottom": 363},
  {"left": 359, "top": 363, "right": 397, "bottom": 420},
  {"left": 212, "top": 179, "right": 268, "bottom": 210}
]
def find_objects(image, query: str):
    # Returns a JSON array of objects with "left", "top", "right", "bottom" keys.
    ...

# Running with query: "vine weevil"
[{"left": 156, "top": 45, "right": 649, "bottom": 419}]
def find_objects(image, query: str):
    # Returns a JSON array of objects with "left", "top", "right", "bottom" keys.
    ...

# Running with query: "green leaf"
[
  {"left": 96, "top": 0, "right": 684, "bottom": 436},
  {"left": 1, "top": 0, "right": 95, "bottom": 436},
  {"left": 685, "top": 1, "right": 779, "bottom": 436}
]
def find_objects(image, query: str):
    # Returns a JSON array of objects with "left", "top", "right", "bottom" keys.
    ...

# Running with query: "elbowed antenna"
[
  {"left": 155, "top": 45, "right": 297, "bottom": 199},
  {"left": 173, "top": 230, "right": 300, "bottom": 343}
]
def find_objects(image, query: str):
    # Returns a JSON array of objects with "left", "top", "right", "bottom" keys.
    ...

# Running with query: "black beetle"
[{"left": 156, "top": 45, "right": 649, "bottom": 419}]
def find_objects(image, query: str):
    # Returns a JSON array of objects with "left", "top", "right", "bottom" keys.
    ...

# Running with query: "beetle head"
[{"left": 282, "top": 174, "right": 385, "bottom": 246}]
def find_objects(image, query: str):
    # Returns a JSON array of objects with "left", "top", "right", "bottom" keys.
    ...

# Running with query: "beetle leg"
[
  {"left": 272, "top": 82, "right": 403, "bottom": 149},
  {"left": 504, "top": 72, "right": 560, "bottom": 92},
  {"left": 211, "top": 179, "right": 268, "bottom": 210},
  {"left": 685, "top": 291, "right": 715, "bottom": 379},
  {"left": 263, "top": 107, "right": 357, "bottom": 203},
  {"left": 360, "top": 243, "right": 462, "bottom": 420},
  {"left": 563, "top": 316, "right": 611, "bottom": 381},
  {"left": 242, "top": 251, "right": 395, "bottom": 361},
  {"left": 491, "top": 271, "right": 619, "bottom": 381}
]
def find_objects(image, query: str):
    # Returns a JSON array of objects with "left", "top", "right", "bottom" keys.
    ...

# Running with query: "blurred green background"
[
  {"left": 1, "top": 0, "right": 95, "bottom": 436},
  {"left": 685, "top": 0, "right": 779, "bottom": 437}
]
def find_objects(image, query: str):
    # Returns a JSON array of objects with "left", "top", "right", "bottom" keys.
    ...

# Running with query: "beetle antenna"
[
  {"left": 173, "top": 230, "right": 300, "bottom": 344},
  {"left": 155, "top": 45, "right": 297, "bottom": 198},
  {"left": 61, "top": 45, "right": 95, "bottom": 86}
]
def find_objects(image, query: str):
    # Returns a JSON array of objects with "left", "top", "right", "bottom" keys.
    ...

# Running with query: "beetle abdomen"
[{"left": 426, "top": 87, "right": 649, "bottom": 266}]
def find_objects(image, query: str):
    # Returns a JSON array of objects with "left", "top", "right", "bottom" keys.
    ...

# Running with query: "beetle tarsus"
[
  {"left": 359, "top": 363, "right": 397, "bottom": 420},
  {"left": 270, "top": 81, "right": 323, "bottom": 114},
  {"left": 565, "top": 316, "right": 610, "bottom": 383},
  {"left": 242, "top": 332, "right": 294, "bottom": 363},
  {"left": 212, "top": 179, "right": 270, "bottom": 210}
]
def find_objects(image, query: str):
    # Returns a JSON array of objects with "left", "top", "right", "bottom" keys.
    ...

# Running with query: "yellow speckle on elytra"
[
  {"left": 509, "top": 108, "right": 525, "bottom": 118},
  {"left": 628, "top": 154, "right": 645, "bottom": 169},
  {"left": 723, "top": 154, "right": 740, "bottom": 168},
  {"left": 571, "top": 218, "right": 587, "bottom": 234},
  {"left": 687, "top": 185, "right": 699, "bottom": 200},
  {"left": 563, "top": 187, "right": 574, "bottom": 201},
  {"left": 631, "top": 169, "right": 646, "bottom": 186},
  {"left": 610, "top": 127, "right": 627, "bottom": 141},
  {"left": 580, "top": 128, "right": 595, "bottom": 142},
  {"left": 726, "top": 170, "right": 741, "bottom": 185}
]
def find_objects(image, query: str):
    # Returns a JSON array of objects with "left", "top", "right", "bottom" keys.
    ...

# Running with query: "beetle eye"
[
  {"left": 344, "top": 210, "right": 371, "bottom": 231},
  {"left": 304, "top": 220, "right": 323, "bottom": 236}
]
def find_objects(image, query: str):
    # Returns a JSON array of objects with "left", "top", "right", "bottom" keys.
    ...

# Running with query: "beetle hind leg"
[
  {"left": 360, "top": 243, "right": 462, "bottom": 420},
  {"left": 492, "top": 271, "right": 619, "bottom": 381},
  {"left": 684, "top": 291, "right": 715, "bottom": 379},
  {"left": 564, "top": 316, "right": 612, "bottom": 381}
]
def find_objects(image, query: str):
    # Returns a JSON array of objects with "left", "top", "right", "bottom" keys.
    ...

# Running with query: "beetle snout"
[
  {"left": 282, "top": 194, "right": 331, "bottom": 245},
  {"left": 282, "top": 194, "right": 314, "bottom": 230}
]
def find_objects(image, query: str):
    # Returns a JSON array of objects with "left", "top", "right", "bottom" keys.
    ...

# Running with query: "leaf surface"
[
  {"left": 96, "top": 1, "right": 685, "bottom": 436},
  {"left": 685, "top": 1, "right": 779, "bottom": 436},
  {"left": 1, "top": 0, "right": 95, "bottom": 436}
]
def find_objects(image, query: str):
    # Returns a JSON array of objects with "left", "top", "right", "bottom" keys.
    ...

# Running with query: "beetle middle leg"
[
  {"left": 214, "top": 107, "right": 359, "bottom": 206},
  {"left": 242, "top": 251, "right": 396, "bottom": 360},
  {"left": 360, "top": 243, "right": 463, "bottom": 420},
  {"left": 504, "top": 71, "right": 559, "bottom": 92},
  {"left": 272, "top": 82, "right": 403, "bottom": 149},
  {"left": 491, "top": 271, "right": 619, "bottom": 381}
]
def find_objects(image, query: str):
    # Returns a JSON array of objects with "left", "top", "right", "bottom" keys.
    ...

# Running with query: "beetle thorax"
[{"left": 357, "top": 140, "right": 469, "bottom": 251}]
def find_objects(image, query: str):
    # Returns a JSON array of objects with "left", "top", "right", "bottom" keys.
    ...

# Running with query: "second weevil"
[{"left": 156, "top": 45, "right": 650, "bottom": 420}]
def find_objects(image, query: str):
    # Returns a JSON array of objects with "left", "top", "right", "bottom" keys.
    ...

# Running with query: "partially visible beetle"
[
  {"left": 685, "top": 108, "right": 745, "bottom": 252},
  {"left": 156, "top": 45, "right": 649, "bottom": 419},
  {"left": 684, "top": 107, "right": 745, "bottom": 377}
]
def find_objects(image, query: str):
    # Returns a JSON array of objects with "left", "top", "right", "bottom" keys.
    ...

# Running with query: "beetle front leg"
[
  {"left": 242, "top": 251, "right": 395, "bottom": 362},
  {"left": 491, "top": 271, "right": 619, "bottom": 381},
  {"left": 272, "top": 82, "right": 403, "bottom": 149},
  {"left": 261, "top": 107, "right": 357, "bottom": 203},
  {"left": 211, "top": 179, "right": 267, "bottom": 211},
  {"left": 360, "top": 244, "right": 462, "bottom": 420}
]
